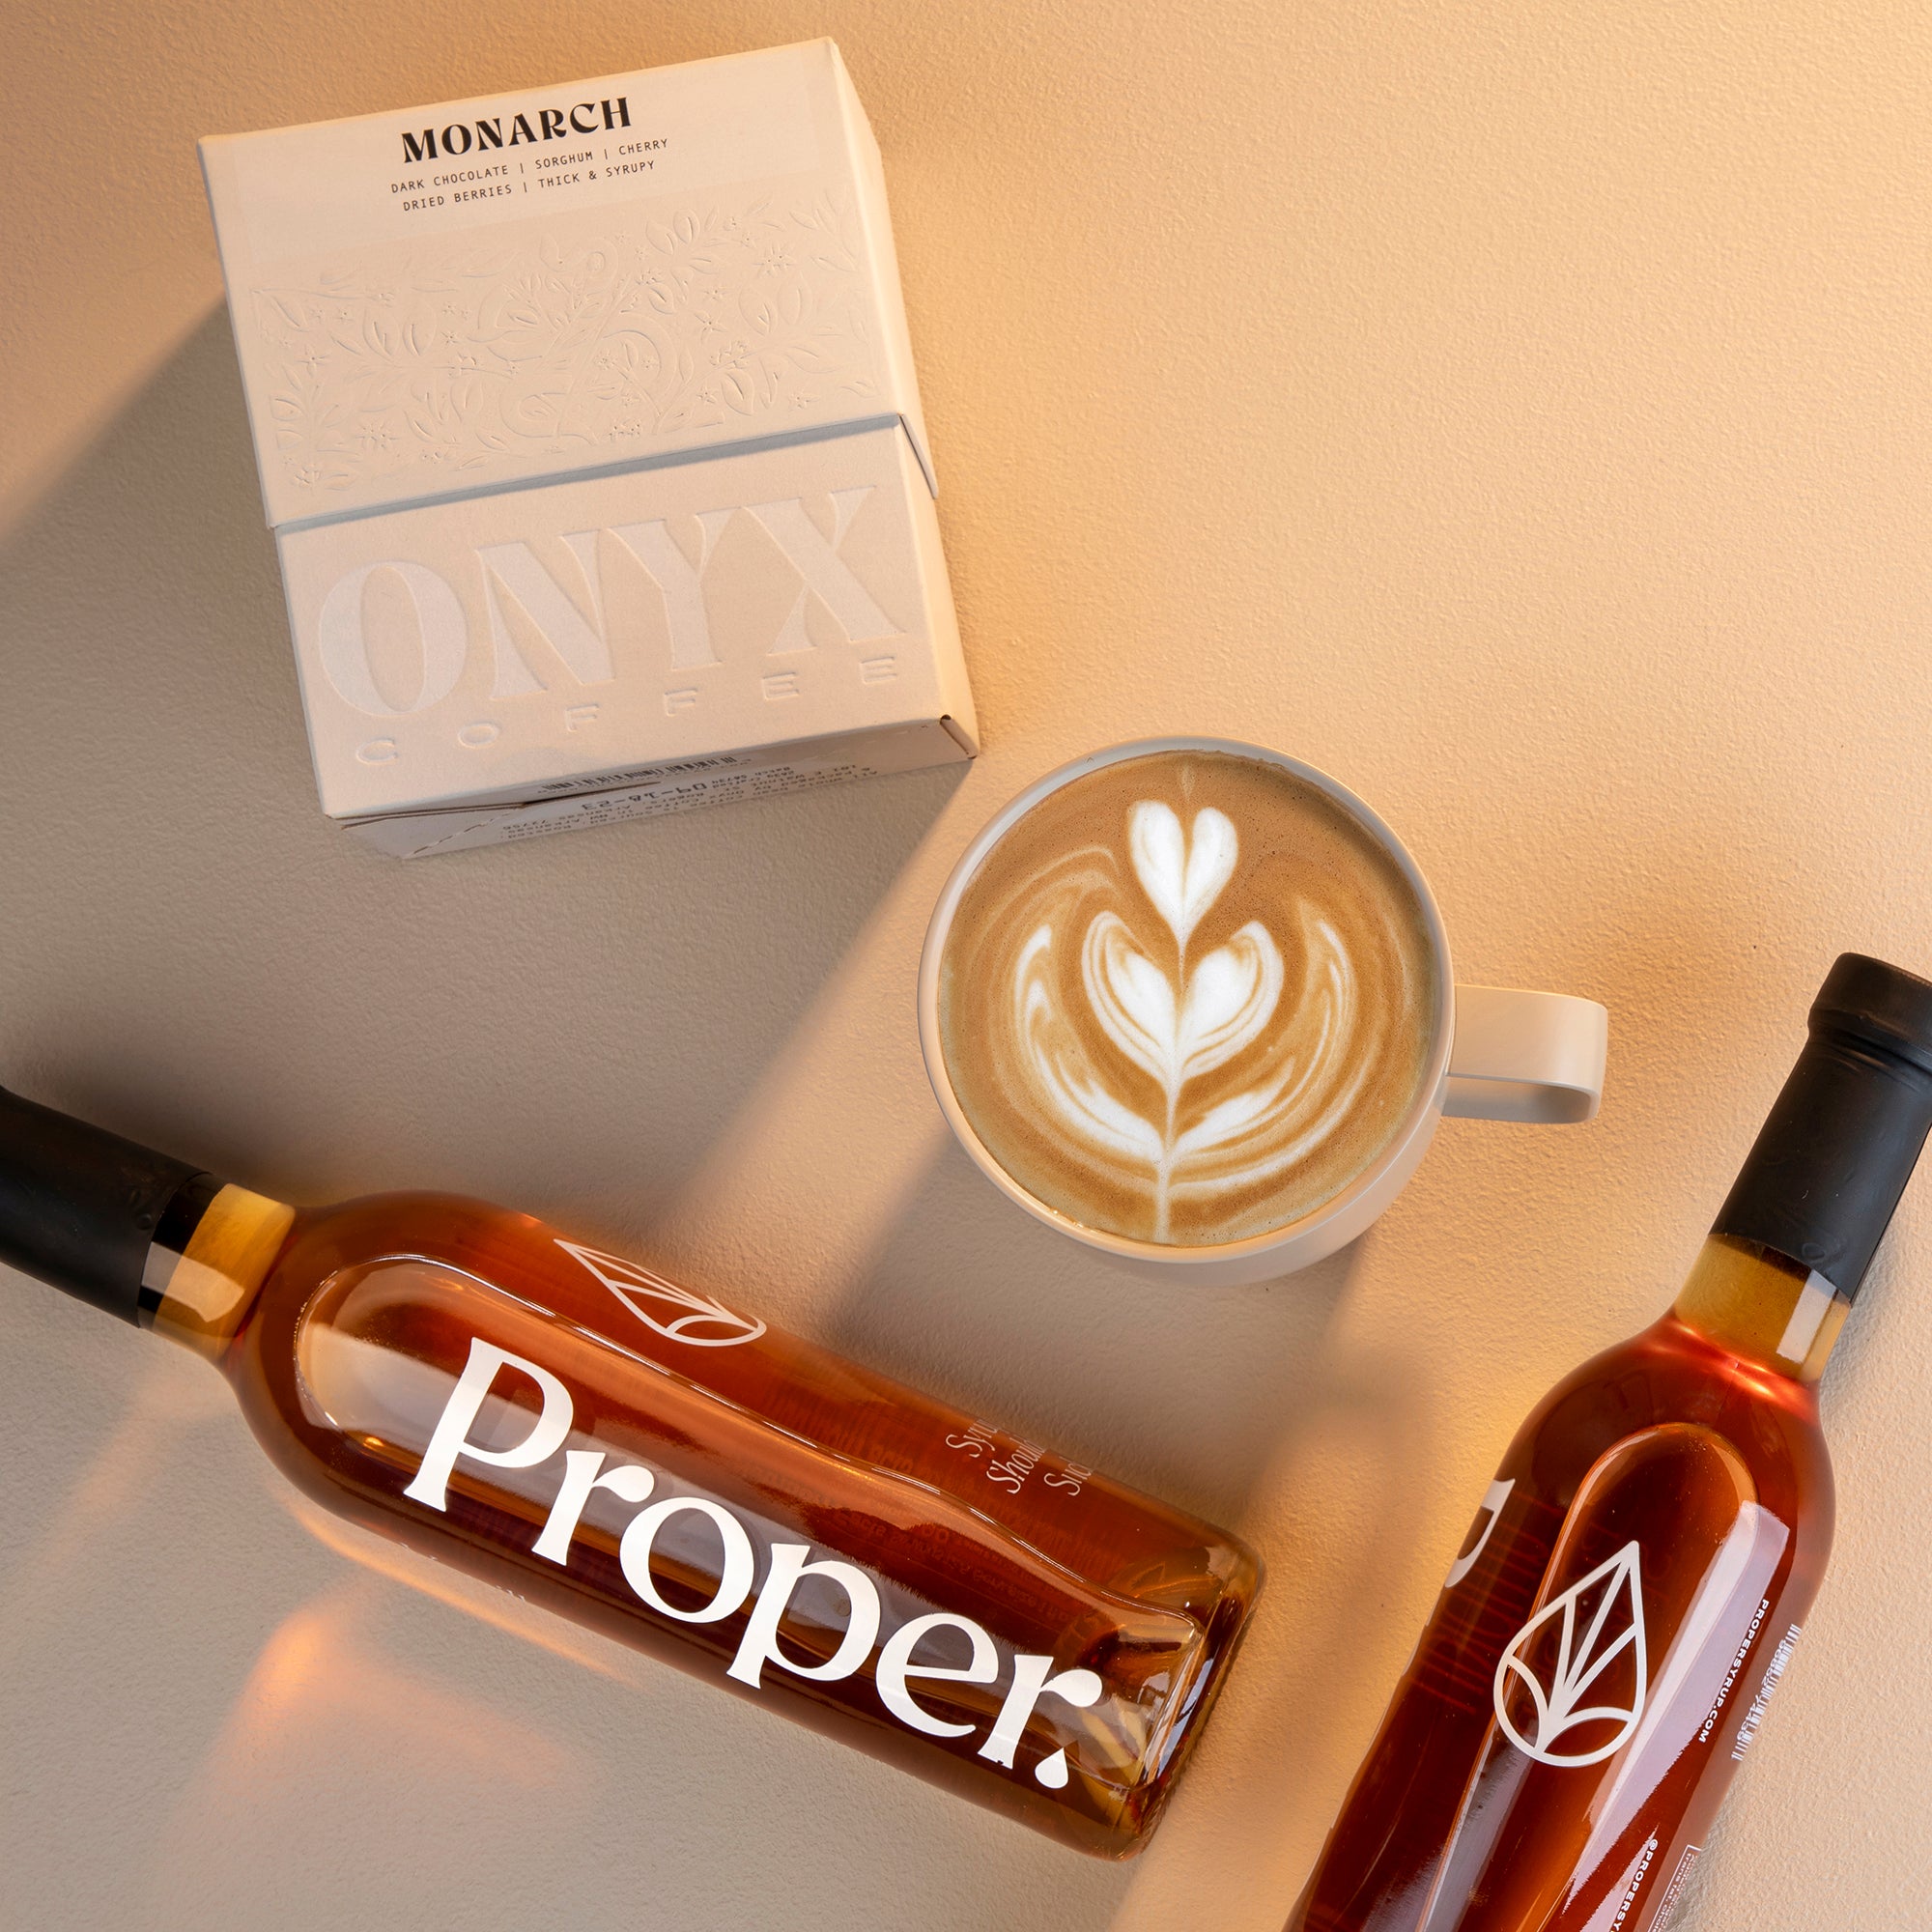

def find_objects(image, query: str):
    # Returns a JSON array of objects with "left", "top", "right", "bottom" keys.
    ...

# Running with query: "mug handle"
[{"left": 1443, "top": 986, "right": 1608, "bottom": 1124}]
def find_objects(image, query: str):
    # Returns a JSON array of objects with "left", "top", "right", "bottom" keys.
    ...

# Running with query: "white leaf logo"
[
  {"left": 555, "top": 1240, "right": 768, "bottom": 1349},
  {"left": 1493, "top": 1541, "right": 1648, "bottom": 1768}
]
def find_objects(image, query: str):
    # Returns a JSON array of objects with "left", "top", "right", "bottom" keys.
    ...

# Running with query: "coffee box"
[{"left": 201, "top": 41, "right": 976, "bottom": 857}]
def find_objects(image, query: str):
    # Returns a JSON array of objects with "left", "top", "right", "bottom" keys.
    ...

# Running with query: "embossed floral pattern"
[{"left": 249, "top": 188, "right": 879, "bottom": 505}]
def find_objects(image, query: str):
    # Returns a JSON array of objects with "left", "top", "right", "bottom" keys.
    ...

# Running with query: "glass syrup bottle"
[
  {"left": 1285, "top": 953, "right": 1932, "bottom": 1930},
  {"left": 0, "top": 1089, "right": 1261, "bottom": 1860}
]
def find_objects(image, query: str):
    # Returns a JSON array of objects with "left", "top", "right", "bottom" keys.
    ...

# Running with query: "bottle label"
[
  {"left": 1730, "top": 1624, "right": 1802, "bottom": 1762},
  {"left": 397, "top": 1329, "right": 1108, "bottom": 1787},
  {"left": 944, "top": 1416, "right": 1094, "bottom": 1502},
  {"left": 1652, "top": 1844, "right": 1701, "bottom": 1930},
  {"left": 562, "top": 1238, "right": 1096, "bottom": 1510},
  {"left": 1696, "top": 1595, "right": 1770, "bottom": 1745},
  {"left": 1607, "top": 1833, "right": 1659, "bottom": 1928}
]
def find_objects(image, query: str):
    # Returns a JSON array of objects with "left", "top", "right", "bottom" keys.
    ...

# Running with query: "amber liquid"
[
  {"left": 1286, "top": 1241, "right": 1835, "bottom": 1930},
  {"left": 189, "top": 1191, "right": 1259, "bottom": 1858}
]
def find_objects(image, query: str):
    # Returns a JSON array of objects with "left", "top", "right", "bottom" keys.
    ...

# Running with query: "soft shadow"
[
  {"left": 0, "top": 310, "right": 964, "bottom": 1227},
  {"left": 1106, "top": 1332, "right": 1436, "bottom": 1932},
  {"left": 822, "top": 1137, "right": 1441, "bottom": 1931},
  {"left": 819, "top": 1134, "right": 1383, "bottom": 1526}
]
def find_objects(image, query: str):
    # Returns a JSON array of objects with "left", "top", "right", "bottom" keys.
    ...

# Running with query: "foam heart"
[
  {"left": 1082, "top": 912, "right": 1179, "bottom": 1092},
  {"left": 1177, "top": 922, "right": 1285, "bottom": 1087},
  {"left": 1128, "top": 802, "right": 1238, "bottom": 952}
]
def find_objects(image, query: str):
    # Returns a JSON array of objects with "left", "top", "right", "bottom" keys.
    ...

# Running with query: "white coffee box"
[{"left": 200, "top": 41, "right": 976, "bottom": 857}]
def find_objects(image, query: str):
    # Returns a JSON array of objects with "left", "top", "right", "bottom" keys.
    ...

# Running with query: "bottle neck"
[
  {"left": 142, "top": 1180, "right": 296, "bottom": 1361},
  {"left": 1671, "top": 1233, "right": 1852, "bottom": 1384}
]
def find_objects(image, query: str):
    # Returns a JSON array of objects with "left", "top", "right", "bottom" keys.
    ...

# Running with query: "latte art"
[
  {"left": 1020, "top": 802, "right": 1362, "bottom": 1238},
  {"left": 939, "top": 753, "right": 1437, "bottom": 1246}
]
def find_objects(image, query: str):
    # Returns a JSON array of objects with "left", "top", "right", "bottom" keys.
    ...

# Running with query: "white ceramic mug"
[{"left": 917, "top": 738, "right": 1607, "bottom": 1287}]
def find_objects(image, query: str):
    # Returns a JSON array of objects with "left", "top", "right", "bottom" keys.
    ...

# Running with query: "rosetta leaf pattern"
[{"left": 1013, "top": 799, "right": 1369, "bottom": 1240}]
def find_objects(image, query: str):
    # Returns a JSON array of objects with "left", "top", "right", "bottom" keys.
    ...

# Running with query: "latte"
[{"left": 936, "top": 751, "right": 1439, "bottom": 1246}]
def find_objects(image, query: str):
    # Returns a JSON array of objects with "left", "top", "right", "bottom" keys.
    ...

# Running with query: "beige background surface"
[{"left": 3, "top": 3, "right": 1930, "bottom": 1927}]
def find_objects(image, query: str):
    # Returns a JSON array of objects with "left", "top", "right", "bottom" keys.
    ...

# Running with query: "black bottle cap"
[
  {"left": 1711, "top": 954, "right": 1932, "bottom": 1297},
  {"left": 0, "top": 1084, "right": 211, "bottom": 1323}
]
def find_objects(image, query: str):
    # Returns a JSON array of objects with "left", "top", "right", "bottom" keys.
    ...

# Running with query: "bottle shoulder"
[
  {"left": 273, "top": 1191, "right": 537, "bottom": 1270},
  {"left": 247, "top": 1190, "right": 572, "bottom": 1333},
  {"left": 1500, "top": 1313, "right": 1831, "bottom": 1523}
]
